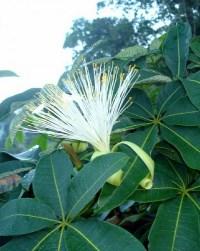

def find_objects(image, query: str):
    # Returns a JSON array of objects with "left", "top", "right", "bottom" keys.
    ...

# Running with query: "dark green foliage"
[
  {"left": 63, "top": 17, "right": 141, "bottom": 60},
  {"left": 98, "top": 0, "right": 200, "bottom": 36},
  {"left": 1, "top": 22, "right": 200, "bottom": 250},
  {"left": 0, "top": 151, "right": 145, "bottom": 251}
]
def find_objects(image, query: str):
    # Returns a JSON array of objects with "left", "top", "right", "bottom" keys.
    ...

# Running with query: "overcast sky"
[
  {"left": 0, "top": 0, "right": 159, "bottom": 102},
  {"left": 0, "top": 0, "right": 110, "bottom": 101}
]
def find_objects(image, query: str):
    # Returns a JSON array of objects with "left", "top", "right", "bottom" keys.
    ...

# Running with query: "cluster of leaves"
[{"left": 1, "top": 22, "right": 200, "bottom": 250}]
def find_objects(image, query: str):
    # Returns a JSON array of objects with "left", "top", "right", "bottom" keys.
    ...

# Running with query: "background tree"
[
  {"left": 97, "top": 0, "right": 200, "bottom": 35},
  {"left": 64, "top": 0, "right": 200, "bottom": 61},
  {"left": 63, "top": 17, "right": 156, "bottom": 60}
]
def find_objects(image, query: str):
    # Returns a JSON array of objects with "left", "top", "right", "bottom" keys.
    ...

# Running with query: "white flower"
[{"left": 23, "top": 63, "right": 138, "bottom": 153}]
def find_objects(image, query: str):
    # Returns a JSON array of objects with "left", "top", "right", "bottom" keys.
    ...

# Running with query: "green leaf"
[
  {"left": 65, "top": 219, "right": 146, "bottom": 251},
  {"left": 160, "top": 124, "right": 200, "bottom": 170},
  {"left": 155, "top": 141, "right": 182, "bottom": 163},
  {"left": 0, "top": 88, "right": 40, "bottom": 119},
  {"left": 29, "top": 228, "right": 68, "bottom": 251},
  {"left": 189, "top": 177, "right": 200, "bottom": 192},
  {"left": 189, "top": 53, "right": 200, "bottom": 64},
  {"left": 187, "top": 62, "right": 200, "bottom": 70},
  {"left": 66, "top": 153, "right": 128, "bottom": 220},
  {"left": 125, "top": 88, "right": 154, "bottom": 122},
  {"left": 132, "top": 158, "right": 179, "bottom": 202},
  {"left": 97, "top": 126, "right": 158, "bottom": 212},
  {"left": 149, "top": 37, "right": 162, "bottom": 51},
  {"left": 0, "top": 230, "right": 49, "bottom": 251},
  {"left": 182, "top": 71, "right": 200, "bottom": 110},
  {"left": 21, "top": 169, "right": 35, "bottom": 191},
  {"left": 0, "top": 70, "right": 18, "bottom": 78},
  {"left": 115, "top": 45, "right": 147, "bottom": 61},
  {"left": 162, "top": 96, "right": 200, "bottom": 126},
  {"left": 190, "top": 36, "right": 200, "bottom": 57},
  {"left": 149, "top": 196, "right": 200, "bottom": 251},
  {"left": 1, "top": 228, "right": 68, "bottom": 251},
  {"left": 157, "top": 82, "right": 185, "bottom": 117},
  {"left": 0, "top": 146, "right": 40, "bottom": 164},
  {"left": 0, "top": 160, "right": 30, "bottom": 178},
  {"left": 33, "top": 150, "right": 73, "bottom": 219},
  {"left": 0, "top": 198, "right": 58, "bottom": 235},
  {"left": 163, "top": 23, "right": 192, "bottom": 78},
  {"left": 136, "top": 69, "right": 171, "bottom": 84}
]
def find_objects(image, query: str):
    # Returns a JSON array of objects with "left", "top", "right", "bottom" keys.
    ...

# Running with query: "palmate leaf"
[
  {"left": 163, "top": 22, "right": 191, "bottom": 78},
  {"left": 157, "top": 82, "right": 200, "bottom": 170},
  {"left": 33, "top": 150, "right": 74, "bottom": 219},
  {"left": 160, "top": 124, "right": 200, "bottom": 170},
  {"left": 162, "top": 96, "right": 200, "bottom": 126},
  {"left": 66, "top": 152, "right": 129, "bottom": 220},
  {"left": 125, "top": 83, "right": 200, "bottom": 172},
  {"left": 0, "top": 150, "right": 145, "bottom": 251},
  {"left": 120, "top": 80, "right": 200, "bottom": 196},
  {"left": 146, "top": 156, "right": 200, "bottom": 251},
  {"left": 97, "top": 126, "right": 158, "bottom": 212},
  {"left": 65, "top": 219, "right": 146, "bottom": 251},
  {"left": 149, "top": 196, "right": 200, "bottom": 251},
  {"left": 2, "top": 219, "right": 146, "bottom": 251}
]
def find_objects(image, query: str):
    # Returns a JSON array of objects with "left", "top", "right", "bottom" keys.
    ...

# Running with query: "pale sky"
[
  {"left": 0, "top": 0, "right": 109, "bottom": 101},
  {"left": 0, "top": 0, "right": 159, "bottom": 102}
]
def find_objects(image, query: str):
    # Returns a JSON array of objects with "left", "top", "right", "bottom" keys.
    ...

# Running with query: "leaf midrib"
[
  {"left": 163, "top": 110, "right": 199, "bottom": 119},
  {"left": 157, "top": 86, "right": 181, "bottom": 117},
  {"left": 67, "top": 156, "right": 127, "bottom": 220},
  {"left": 176, "top": 23, "right": 181, "bottom": 77},
  {"left": 68, "top": 223, "right": 100, "bottom": 251},
  {"left": 130, "top": 101, "right": 154, "bottom": 119},
  {"left": 1, "top": 213, "right": 59, "bottom": 224},
  {"left": 170, "top": 195, "right": 184, "bottom": 251},
  {"left": 50, "top": 156, "right": 65, "bottom": 221},
  {"left": 160, "top": 123, "right": 200, "bottom": 154}
]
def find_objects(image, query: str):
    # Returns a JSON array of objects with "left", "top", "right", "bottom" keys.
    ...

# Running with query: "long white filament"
[{"left": 22, "top": 63, "right": 138, "bottom": 153}]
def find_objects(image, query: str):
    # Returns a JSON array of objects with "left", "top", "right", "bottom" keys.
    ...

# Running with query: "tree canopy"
[
  {"left": 63, "top": 0, "right": 200, "bottom": 61},
  {"left": 98, "top": 0, "right": 200, "bottom": 35},
  {"left": 63, "top": 17, "right": 156, "bottom": 60}
]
